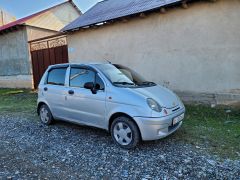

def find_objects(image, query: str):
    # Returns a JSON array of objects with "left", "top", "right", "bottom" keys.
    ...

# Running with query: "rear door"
[
  {"left": 65, "top": 66, "right": 106, "bottom": 128},
  {"left": 43, "top": 67, "right": 69, "bottom": 119}
]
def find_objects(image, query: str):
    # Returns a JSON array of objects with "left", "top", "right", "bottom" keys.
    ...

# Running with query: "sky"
[{"left": 0, "top": 0, "right": 100, "bottom": 19}]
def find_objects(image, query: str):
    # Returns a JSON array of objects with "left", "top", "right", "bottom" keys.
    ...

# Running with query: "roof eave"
[
  {"left": 62, "top": 0, "right": 200, "bottom": 33},
  {"left": 0, "top": 24, "right": 25, "bottom": 35}
]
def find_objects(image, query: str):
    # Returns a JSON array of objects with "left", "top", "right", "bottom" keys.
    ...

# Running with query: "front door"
[{"left": 66, "top": 67, "right": 106, "bottom": 128}]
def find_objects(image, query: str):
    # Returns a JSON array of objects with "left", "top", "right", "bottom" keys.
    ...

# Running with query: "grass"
[
  {"left": 174, "top": 105, "right": 240, "bottom": 160},
  {"left": 0, "top": 89, "right": 24, "bottom": 95},
  {"left": 0, "top": 89, "right": 37, "bottom": 113},
  {"left": 0, "top": 89, "right": 239, "bottom": 159}
]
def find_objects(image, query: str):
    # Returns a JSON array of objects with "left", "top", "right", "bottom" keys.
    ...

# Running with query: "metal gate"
[{"left": 30, "top": 35, "right": 69, "bottom": 89}]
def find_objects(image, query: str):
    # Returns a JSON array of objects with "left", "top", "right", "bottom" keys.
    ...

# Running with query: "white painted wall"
[{"left": 67, "top": 0, "right": 240, "bottom": 94}]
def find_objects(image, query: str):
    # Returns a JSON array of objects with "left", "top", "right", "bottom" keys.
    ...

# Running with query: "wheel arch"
[
  {"left": 37, "top": 102, "right": 46, "bottom": 115},
  {"left": 37, "top": 101, "right": 51, "bottom": 115},
  {"left": 108, "top": 112, "right": 142, "bottom": 140}
]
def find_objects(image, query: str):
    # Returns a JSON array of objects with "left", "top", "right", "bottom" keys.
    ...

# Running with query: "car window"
[
  {"left": 119, "top": 68, "right": 133, "bottom": 81},
  {"left": 70, "top": 68, "right": 95, "bottom": 88},
  {"left": 47, "top": 68, "right": 67, "bottom": 86},
  {"left": 95, "top": 64, "right": 156, "bottom": 88},
  {"left": 96, "top": 74, "right": 105, "bottom": 90},
  {"left": 96, "top": 64, "right": 133, "bottom": 84}
]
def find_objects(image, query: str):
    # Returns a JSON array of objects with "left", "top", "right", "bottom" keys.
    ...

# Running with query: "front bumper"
[{"left": 133, "top": 108, "right": 185, "bottom": 141}]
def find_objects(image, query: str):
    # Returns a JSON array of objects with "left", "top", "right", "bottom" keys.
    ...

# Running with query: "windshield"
[{"left": 95, "top": 64, "right": 156, "bottom": 88}]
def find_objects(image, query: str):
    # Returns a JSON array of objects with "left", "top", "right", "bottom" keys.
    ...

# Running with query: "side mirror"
[
  {"left": 84, "top": 82, "right": 94, "bottom": 90},
  {"left": 84, "top": 82, "right": 97, "bottom": 94}
]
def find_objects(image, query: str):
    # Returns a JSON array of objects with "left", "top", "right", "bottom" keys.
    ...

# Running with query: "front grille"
[
  {"left": 168, "top": 122, "right": 180, "bottom": 132},
  {"left": 172, "top": 107, "right": 180, "bottom": 112}
]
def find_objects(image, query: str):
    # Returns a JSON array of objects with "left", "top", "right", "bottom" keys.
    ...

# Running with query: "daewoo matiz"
[{"left": 37, "top": 63, "right": 185, "bottom": 149}]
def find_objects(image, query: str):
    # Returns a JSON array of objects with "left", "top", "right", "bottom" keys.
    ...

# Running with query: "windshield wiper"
[
  {"left": 138, "top": 81, "right": 156, "bottom": 86},
  {"left": 113, "top": 82, "right": 135, "bottom": 86}
]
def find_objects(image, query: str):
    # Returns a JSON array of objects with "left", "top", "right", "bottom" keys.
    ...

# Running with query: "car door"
[
  {"left": 66, "top": 66, "right": 106, "bottom": 128},
  {"left": 43, "top": 67, "right": 69, "bottom": 119}
]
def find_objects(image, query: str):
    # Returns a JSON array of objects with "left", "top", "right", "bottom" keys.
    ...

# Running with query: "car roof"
[{"left": 48, "top": 62, "right": 111, "bottom": 69}]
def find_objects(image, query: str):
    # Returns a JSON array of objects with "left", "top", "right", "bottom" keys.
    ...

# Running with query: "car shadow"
[{"left": 50, "top": 118, "right": 183, "bottom": 151}]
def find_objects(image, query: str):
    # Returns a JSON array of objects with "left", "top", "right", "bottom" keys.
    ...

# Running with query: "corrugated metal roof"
[
  {"left": 62, "top": 0, "right": 182, "bottom": 32},
  {"left": 0, "top": 0, "right": 81, "bottom": 32}
]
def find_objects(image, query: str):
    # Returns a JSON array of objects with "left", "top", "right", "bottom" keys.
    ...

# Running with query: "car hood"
[{"left": 133, "top": 85, "right": 179, "bottom": 108}]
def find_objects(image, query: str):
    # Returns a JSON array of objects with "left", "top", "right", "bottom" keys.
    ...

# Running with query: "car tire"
[
  {"left": 111, "top": 116, "right": 140, "bottom": 149},
  {"left": 39, "top": 104, "right": 53, "bottom": 125}
]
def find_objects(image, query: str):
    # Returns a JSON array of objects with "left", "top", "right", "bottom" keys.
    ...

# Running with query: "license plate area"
[{"left": 172, "top": 113, "right": 184, "bottom": 125}]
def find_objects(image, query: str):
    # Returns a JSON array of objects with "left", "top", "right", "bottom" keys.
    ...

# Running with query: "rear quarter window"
[{"left": 47, "top": 68, "right": 67, "bottom": 86}]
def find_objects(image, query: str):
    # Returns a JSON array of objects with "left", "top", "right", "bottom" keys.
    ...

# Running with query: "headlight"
[{"left": 147, "top": 98, "right": 162, "bottom": 112}]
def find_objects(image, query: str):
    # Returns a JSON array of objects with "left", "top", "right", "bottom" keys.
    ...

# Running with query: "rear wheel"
[
  {"left": 111, "top": 116, "right": 140, "bottom": 149},
  {"left": 39, "top": 104, "right": 53, "bottom": 125}
]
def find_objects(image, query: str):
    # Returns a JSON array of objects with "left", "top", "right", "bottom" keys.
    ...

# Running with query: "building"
[
  {"left": 62, "top": 0, "right": 240, "bottom": 105},
  {"left": 0, "top": 8, "right": 16, "bottom": 26},
  {"left": 0, "top": 0, "right": 81, "bottom": 88}
]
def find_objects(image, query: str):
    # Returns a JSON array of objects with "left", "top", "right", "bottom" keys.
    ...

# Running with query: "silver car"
[{"left": 37, "top": 63, "right": 185, "bottom": 149}]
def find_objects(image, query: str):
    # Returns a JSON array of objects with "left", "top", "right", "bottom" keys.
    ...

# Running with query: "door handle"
[
  {"left": 44, "top": 87, "right": 48, "bottom": 91},
  {"left": 68, "top": 90, "right": 74, "bottom": 95}
]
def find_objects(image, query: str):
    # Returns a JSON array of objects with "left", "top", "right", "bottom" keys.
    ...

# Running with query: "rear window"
[{"left": 47, "top": 68, "right": 67, "bottom": 86}]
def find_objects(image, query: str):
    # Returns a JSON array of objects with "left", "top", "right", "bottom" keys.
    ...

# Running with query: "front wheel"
[{"left": 110, "top": 116, "right": 140, "bottom": 149}]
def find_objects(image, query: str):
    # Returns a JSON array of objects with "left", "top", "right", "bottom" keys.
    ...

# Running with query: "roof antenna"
[{"left": 106, "top": 60, "right": 112, "bottom": 64}]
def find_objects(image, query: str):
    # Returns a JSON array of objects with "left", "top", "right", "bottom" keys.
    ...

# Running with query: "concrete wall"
[
  {"left": 0, "top": 27, "right": 30, "bottom": 76},
  {"left": 67, "top": 0, "right": 240, "bottom": 104},
  {"left": 0, "top": 26, "right": 58, "bottom": 89},
  {"left": 0, "top": 75, "right": 32, "bottom": 89},
  {"left": 0, "top": 27, "right": 33, "bottom": 88}
]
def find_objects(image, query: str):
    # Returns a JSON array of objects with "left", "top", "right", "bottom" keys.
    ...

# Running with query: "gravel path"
[{"left": 0, "top": 112, "right": 239, "bottom": 179}]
